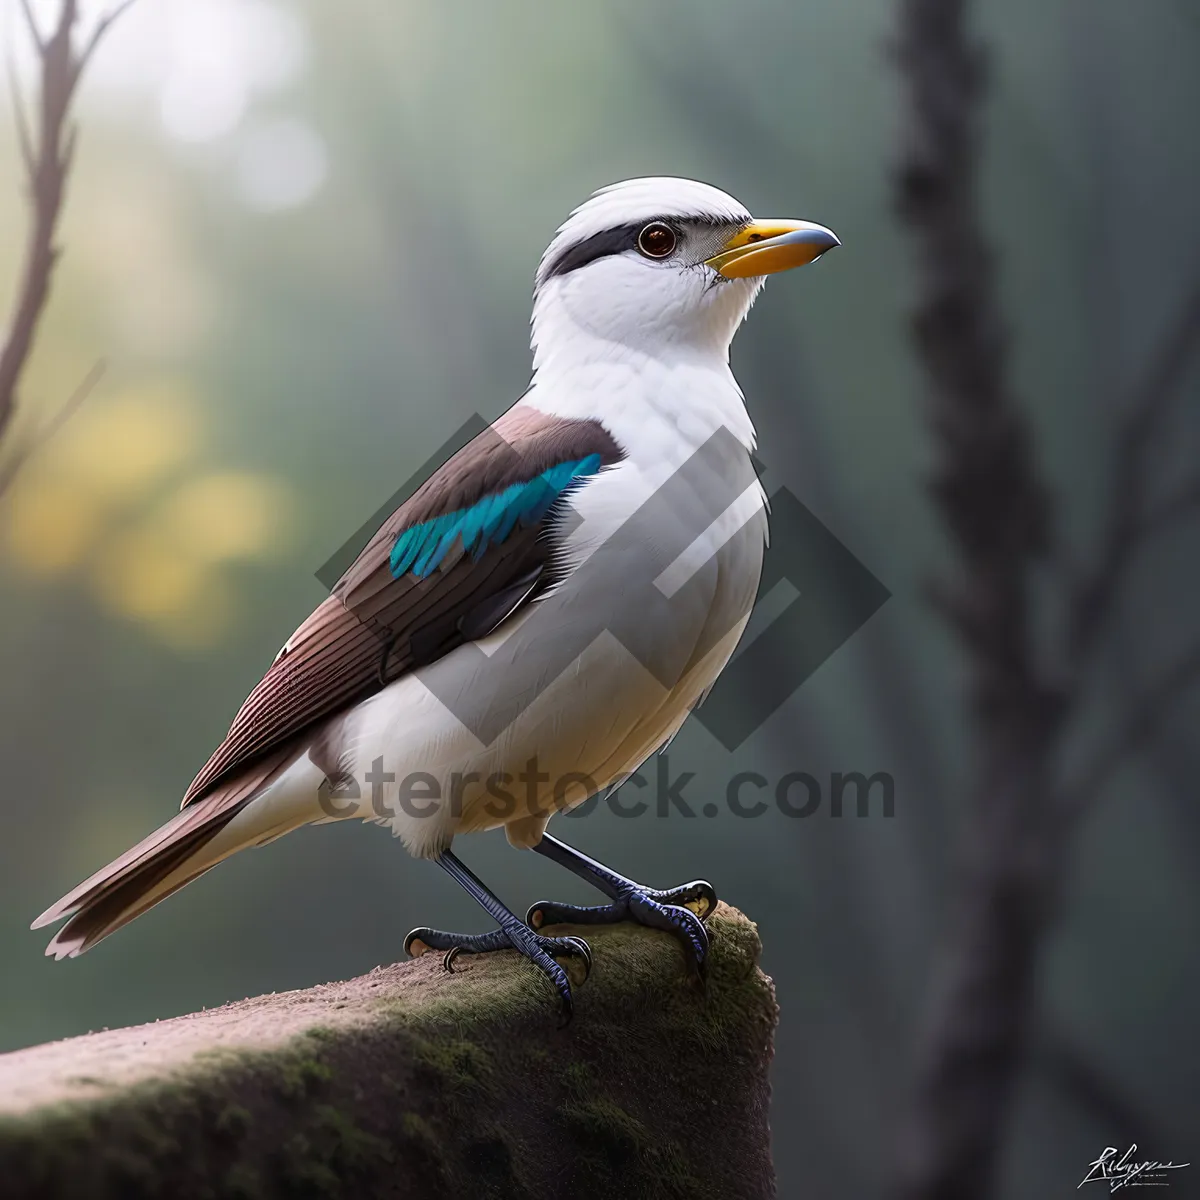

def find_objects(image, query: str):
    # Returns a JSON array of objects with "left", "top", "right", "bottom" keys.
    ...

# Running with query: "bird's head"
[{"left": 531, "top": 177, "right": 837, "bottom": 370}]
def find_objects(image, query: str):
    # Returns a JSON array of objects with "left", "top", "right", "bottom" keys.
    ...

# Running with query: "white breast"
[{"left": 326, "top": 369, "right": 767, "bottom": 858}]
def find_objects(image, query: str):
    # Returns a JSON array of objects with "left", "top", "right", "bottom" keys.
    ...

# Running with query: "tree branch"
[
  {"left": 890, "top": 2, "right": 1068, "bottom": 1197},
  {"left": 1059, "top": 643, "right": 1200, "bottom": 823},
  {"left": 0, "top": 0, "right": 134, "bottom": 490},
  {"left": 1036, "top": 1022, "right": 1163, "bottom": 1143},
  {"left": 0, "top": 359, "right": 105, "bottom": 498},
  {"left": 1119, "top": 278, "right": 1200, "bottom": 463},
  {"left": 1067, "top": 277, "right": 1200, "bottom": 667},
  {"left": 17, "top": 0, "right": 46, "bottom": 52},
  {"left": 892, "top": 0, "right": 1055, "bottom": 722},
  {"left": 5, "top": 51, "right": 35, "bottom": 175},
  {"left": 78, "top": 0, "right": 138, "bottom": 73},
  {"left": 1139, "top": 475, "right": 1200, "bottom": 539}
]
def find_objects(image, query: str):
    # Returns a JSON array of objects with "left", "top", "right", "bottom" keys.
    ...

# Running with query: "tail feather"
[
  {"left": 34, "top": 744, "right": 302, "bottom": 957},
  {"left": 32, "top": 800, "right": 245, "bottom": 932},
  {"left": 42, "top": 824, "right": 237, "bottom": 959}
]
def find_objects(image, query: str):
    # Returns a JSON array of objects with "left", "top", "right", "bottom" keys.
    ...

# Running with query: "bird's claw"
[
  {"left": 628, "top": 890, "right": 710, "bottom": 982},
  {"left": 404, "top": 924, "right": 592, "bottom": 1024},
  {"left": 653, "top": 879, "right": 718, "bottom": 921},
  {"left": 404, "top": 925, "right": 509, "bottom": 962},
  {"left": 528, "top": 881, "right": 714, "bottom": 981}
]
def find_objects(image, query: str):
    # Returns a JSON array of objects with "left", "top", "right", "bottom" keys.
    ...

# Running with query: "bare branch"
[
  {"left": 891, "top": 5, "right": 1198, "bottom": 1196},
  {"left": 1036, "top": 1022, "right": 1163, "bottom": 1141},
  {"left": 1120, "top": 277, "right": 1200, "bottom": 460},
  {"left": 17, "top": 0, "right": 45, "bottom": 52},
  {"left": 61, "top": 120, "right": 79, "bottom": 175},
  {"left": 0, "top": 359, "right": 105, "bottom": 498},
  {"left": 46, "top": 0, "right": 77, "bottom": 71},
  {"left": 1139, "top": 475, "right": 1200, "bottom": 540},
  {"left": 0, "top": 0, "right": 134, "bottom": 491},
  {"left": 5, "top": 53, "right": 36, "bottom": 176},
  {"left": 1059, "top": 644, "right": 1200, "bottom": 823},
  {"left": 79, "top": 0, "right": 139, "bottom": 73},
  {"left": 888, "top": 1, "right": 1077, "bottom": 1196},
  {"left": 1068, "top": 277, "right": 1200, "bottom": 666}
]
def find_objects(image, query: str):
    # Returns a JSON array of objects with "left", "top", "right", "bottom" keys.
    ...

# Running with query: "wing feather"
[{"left": 180, "top": 408, "right": 623, "bottom": 808}]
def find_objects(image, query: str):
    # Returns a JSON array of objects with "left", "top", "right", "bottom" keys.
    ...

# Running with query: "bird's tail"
[{"left": 32, "top": 746, "right": 309, "bottom": 959}]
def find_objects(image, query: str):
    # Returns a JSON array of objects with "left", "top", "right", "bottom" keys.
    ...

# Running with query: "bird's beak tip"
[{"left": 706, "top": 219, "right": 840, "bottom": 279}]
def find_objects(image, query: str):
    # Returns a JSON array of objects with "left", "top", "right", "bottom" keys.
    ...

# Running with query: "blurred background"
[{"left": 0, "top": 2, "right": 1196, "bottom": 1197}]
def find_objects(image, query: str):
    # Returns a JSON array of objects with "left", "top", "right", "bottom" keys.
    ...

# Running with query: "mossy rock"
[{"left": 0, "top": 903, "right": 777, "bottom": 1198}]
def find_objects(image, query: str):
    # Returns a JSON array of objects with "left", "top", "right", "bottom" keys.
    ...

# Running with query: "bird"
[{"left": 33, "top": 177, "right": 838, "bottom": 1020}]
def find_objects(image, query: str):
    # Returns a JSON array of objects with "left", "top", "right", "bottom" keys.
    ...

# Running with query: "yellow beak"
[{"left": 705, "top": 219, "right": 840, "bottom": 279}]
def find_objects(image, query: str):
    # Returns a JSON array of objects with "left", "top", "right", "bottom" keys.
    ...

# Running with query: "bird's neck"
[{"left": 524, "top": 331, "right": 757, "bottom": 464}]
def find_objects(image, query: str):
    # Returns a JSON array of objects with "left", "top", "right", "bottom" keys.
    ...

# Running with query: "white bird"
[{"left": 33, "top": 177, "right": 838, "bottom": 1019}]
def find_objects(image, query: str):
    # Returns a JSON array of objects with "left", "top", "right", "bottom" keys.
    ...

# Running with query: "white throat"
[{"left": 525, "top": 273, "right": 764, "bottom": 460}]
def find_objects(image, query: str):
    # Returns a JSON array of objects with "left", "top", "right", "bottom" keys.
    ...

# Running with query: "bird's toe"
[
  {"left": 550, "top": 934, "right": 593, "bottom": 987},
  {"left": 653, "top": 879, "right": 718, "bottom": 922}
]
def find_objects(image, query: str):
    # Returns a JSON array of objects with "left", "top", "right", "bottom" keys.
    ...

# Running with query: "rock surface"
[{"left": 0, "top": 903, "right": 777, "bottom": 1198}]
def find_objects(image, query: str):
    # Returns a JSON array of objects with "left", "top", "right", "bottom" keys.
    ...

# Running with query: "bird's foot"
[
  {"left": 404, "top": 924, "right": 592, "bottom": 1025},
  {"left": 527, "top": 878, "right": 716, "bottom": 981}
]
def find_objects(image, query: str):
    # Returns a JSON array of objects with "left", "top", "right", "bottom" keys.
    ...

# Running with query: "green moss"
[
  {"left": 280, "top": 1132, "right": 340, "bottom": 1197},
  {"left": 303, "top": 1025, "right": 341, "bottom": 1045},
  {"left": 643, "top": 1140, "right": 707, "bottom": 1198},
  {"left": 370, "top": 942, "right": 560, "bottom": 1031},
  {"left": 559, "top": 1097, "right": 704, "bottom": 1198},
  {"left": 214, "top": 1103, "right": 252, "bottom": 1140},
  {"left": 396, "top": 1112, "right": 451, "bottom": 1193},
  {"left": 412, "top": 1036, "right": 494, "bottom": 1094},
  {"left": 273, "top": 1108, "right": 392, "bottom": 1197},
  {"left": 560, "top": 1059, "right": 594, "bottom": 1092},
  {"left": 311, "top": 1104, "right": 393, "bottom": 1172},
  {"left": 460, "top": 1124, "right": 525, "bottom": 1199},
  {"left": 276, "top": 1057, "right": 333, "bottom": 1102},
  {"left": 399, "top": 1111, "right": 440, "bottom": 1151},
  {"left": 192, "top": 1046, "right": 251, "bottom": 1067},
  {"left": 561, "top": 1097, "right": 647, "bottom": 1156},
  {"left": 0, "top": 904, "right": 773, "bottom": 1199},
  {"left": 222, "top": 1161, "right": 261, "bottom": 1199}
]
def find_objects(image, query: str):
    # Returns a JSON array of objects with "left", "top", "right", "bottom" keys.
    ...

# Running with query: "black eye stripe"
[
  {"left": 539, "top": 222, "right": 643, "bottom": 283},
  {"left": 538, "top": 215, "right": 748, "bottom": 286}
]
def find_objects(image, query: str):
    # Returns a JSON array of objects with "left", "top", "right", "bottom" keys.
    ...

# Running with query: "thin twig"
[
  {"left": 0, "top": 0, "right": 135, "bottom": 487},
  {"left": 79, "top": 0, "right": 138, "bottom": 72},
  {"left": 1036, "top": 1023, "right": 1162, "bottom": 1142},
  {"left": 1139, "top": 475, "right": 1200, "bottom": 541},
  {"left": 1118, "top": 278, "right": 1200, "bottom": 465},
  {"left": 1068, "top": 278, "right": 1200, "bottom": 666},
  {"left": 17, "top": 0, "right": 45, "bottom": 51},
  {"left": 0, "top": 359, "right": 106, "bottom": 498},
  {"left": 1059, "top": 643, "right": 1200, "bottom": 822},
  {"left": 5, "top": 53, "right": 36, "bottom": 175}
]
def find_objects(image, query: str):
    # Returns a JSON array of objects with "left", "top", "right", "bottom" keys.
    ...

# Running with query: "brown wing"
[{"left": 181, "top": 408, "right": 623, "bottom": 808}]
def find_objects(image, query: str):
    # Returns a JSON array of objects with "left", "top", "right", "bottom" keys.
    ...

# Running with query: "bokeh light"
[
  {"left": 2, "top": 380, "right": 292, "bottom": 650},
  {"left": 234, "top": 116, "right": 328, "bottom": 211}
]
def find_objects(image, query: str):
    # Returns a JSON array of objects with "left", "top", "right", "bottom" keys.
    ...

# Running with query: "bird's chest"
[{"left": 546, "top": 444, "right": 766, "bottom": 684}]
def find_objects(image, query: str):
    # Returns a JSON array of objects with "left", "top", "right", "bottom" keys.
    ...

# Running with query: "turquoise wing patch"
[{"left": 389, "top": 453, "right": 602, "bottom": 579}]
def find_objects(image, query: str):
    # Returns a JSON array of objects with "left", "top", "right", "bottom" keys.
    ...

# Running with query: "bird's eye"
[{"left": 637, "top": 222, "right": 677, "bottom": 259}]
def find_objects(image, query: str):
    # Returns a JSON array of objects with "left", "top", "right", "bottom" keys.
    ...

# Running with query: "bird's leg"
[
  {"left": 404, "top": 849, "right": 592, "bottom": 1023},
  {"left": 526, "top": 833, "right": 716, "bottom": 979}
]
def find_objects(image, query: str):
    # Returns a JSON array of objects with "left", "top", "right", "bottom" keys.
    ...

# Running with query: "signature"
[{"left": 1079, "top": 1145, "right": 1191, "bottom": 1191}]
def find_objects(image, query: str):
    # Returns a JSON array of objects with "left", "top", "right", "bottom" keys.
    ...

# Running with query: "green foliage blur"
[{"left": 1, "top": 2, "right": 1197, "bottom": 1196}]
